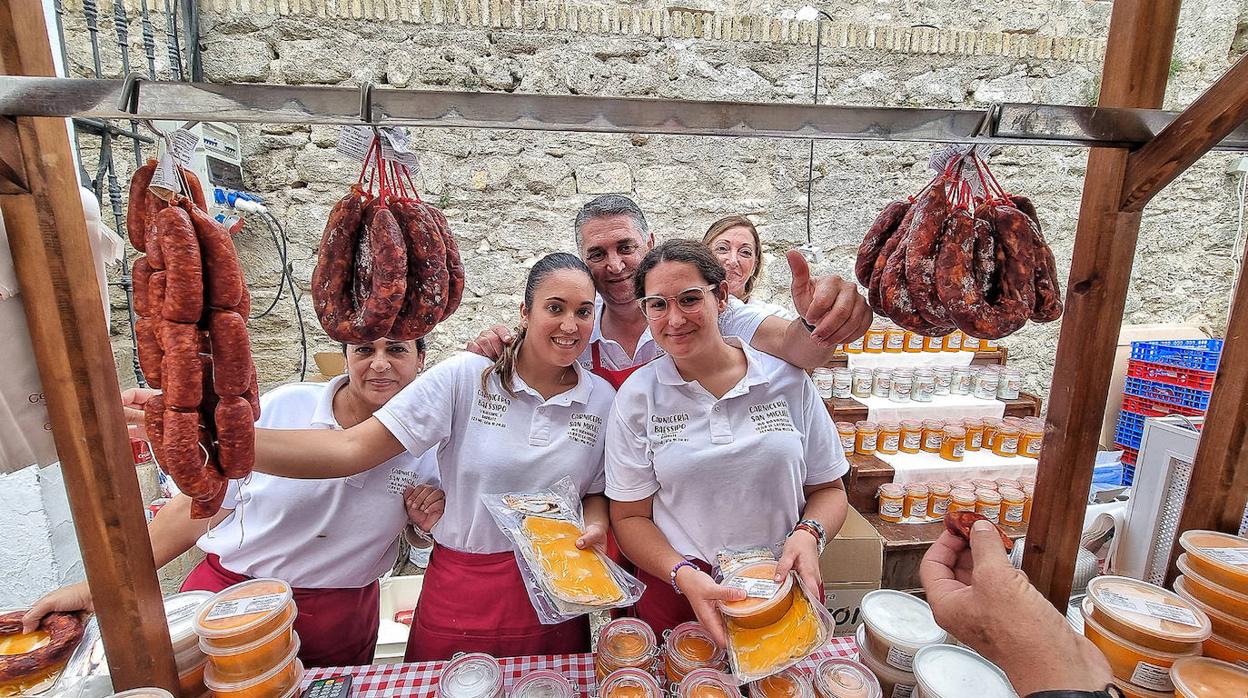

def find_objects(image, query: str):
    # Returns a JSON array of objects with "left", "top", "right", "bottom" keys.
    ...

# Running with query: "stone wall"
[{"left": 54, "top": 0, "right": 1248, "bottom": 401}]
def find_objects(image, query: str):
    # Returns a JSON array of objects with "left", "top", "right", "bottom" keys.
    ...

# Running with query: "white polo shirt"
[
  {"left": 578, "top": 295, "right": 772, "bottom": 371},
  {"left": 374, "top": 351, "right": 616, "bottom": 554},
  {"left": 604, "top": 338, "right": 848, "bottom": 564},
  {"left": 199, "top": 375, "right": 439, "bottom": 588}
]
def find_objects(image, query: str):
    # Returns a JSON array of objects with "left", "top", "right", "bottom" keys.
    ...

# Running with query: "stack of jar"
[
  {"left": 193, "top": 578, "right": 303, "bottom": 698},
  {"left": 165, "top": 591, "right": 214, "bottom": 698},
  {"left": 838, "top": 322, "right": 1001, "bottom": 355},
  {"left": 855, "top": 590, "right": 946, "bottom": 695},
  {"left": 1172, "top": 531, "right": 1248, "bottom": 668},
  {"left": 596, "top": 618, "right": 728, "bottom": 697},
  {"left": 839, "top": 416, "right": 1044, "bottom": 460},
  {"left": 813, "top": 364, "right": 1023, "bottom": 404},
  {"left": 877, "top": 476, "right": 1035, "bottom": 525}
]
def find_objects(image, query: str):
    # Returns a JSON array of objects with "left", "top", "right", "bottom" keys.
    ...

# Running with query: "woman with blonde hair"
[{"left": 702, "top": 215, "right": 797, "bottom": 320}]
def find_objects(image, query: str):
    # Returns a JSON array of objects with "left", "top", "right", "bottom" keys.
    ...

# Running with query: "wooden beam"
[
  {"left": 1121, "top": 53, "right": 1248, "bottom": 212},
  {"left": 0, "top": 116, "right": 27, "bottom": 193},
  {"left": 0, "top": 0, "right": 178, "bottom": 691},
  {"left": 1022, "top": 0, "right": 1180, "bottom": 609}
]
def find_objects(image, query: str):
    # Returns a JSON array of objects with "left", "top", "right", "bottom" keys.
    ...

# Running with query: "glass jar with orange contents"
[
  {"left": 926, "top": 483, "right": 952, "bottom": 518},
  {"left": 903, "top": 330, "right": 925, "bottom": 353},
  {"left": 962, "top": 418, "right": 986, "bottom": 451},
  {"left": 899, "top": 420, "right": 922, "bottom": 453},
  {"left": 835, "top": 422, "right": 856, "bottom": 455},
  {"left": 877, "top": 484, "right": 905, "bottom": 523},
  {"left": 980, "top": 418, "right": 1003, "bottom": 451},
  {"left": 949, "top": 490, "right": 977, "bottom": 513},
  {"left": 883, "top": 324, "right": 905, "bottom": 353},
  {"left": 844, "top": 336, "right": 864, "bottom": 354},
  {"left": 1019, "top": 424, "right": 1044, "bottom": 458},
  {"left": 939, "top": 427, "right": 966, "bottom": 462},
  {"left": 995, "top": 478, "right": 1022, "bottom": 491},
  {"left": 1022, "top": 484, "right": 1034, "bottom": 523},
  {"left": 992, "top": 426, "right": 1020, "bottom": 457},
  {"left": 877, "top": 422, "right": 901, "bottom": 455},
  {"left": 677, "top": 669, "right": 739, "bottom": 698},
  {"left": 663, "top": 622, "right": 727, "bottom": 687},
  {"left": 975, "top": 490, "right": 1002, "bottom": 523},
  {"left": 863, "top": 325, "right": 886, "bottom": 354},
  {"left": 961, "top": 335, "right": 981, "bottom": 352},
  {"left": 854, "top": 421, "right": 878, "bottom": 455},
  {"left": 600, "top": 668, "right": 664, "bottom": 698},
  {"left": 596, "top": 618, "right": 659, "bottom": 681},
  {"left": 920, "top": 420, "right": 944, "bottom": 453},
  {"left": 999, "top": 487, "right": 1026, "bottom": 526},
  {"left": 924, "top": 334, "right": 945, "bottom": 352},
  {"left": 943, "top": 330, "right": 963, "bottom": 352},
  {"left": 902, "top": 484, "right": 929, "bottom": 520}
]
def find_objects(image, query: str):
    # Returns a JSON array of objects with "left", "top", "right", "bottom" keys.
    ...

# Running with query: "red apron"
[
  {"left": 589, "top": 340, "right": 646, "bottom": 575},
  {"left": 404, "top": 545, "right": 591, "bottom": 662},
  {"left": 181, "top": 554, "right": 380, "bottom": 668}
]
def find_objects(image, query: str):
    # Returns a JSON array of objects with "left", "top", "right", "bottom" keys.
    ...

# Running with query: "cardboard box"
[{"left": 820, "top": 507, "right": 883, "bottom": 636}]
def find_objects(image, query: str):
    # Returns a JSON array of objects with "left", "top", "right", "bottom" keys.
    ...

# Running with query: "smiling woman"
[{"left": 702, "top": 216, "right": 797, "bottom": 321}]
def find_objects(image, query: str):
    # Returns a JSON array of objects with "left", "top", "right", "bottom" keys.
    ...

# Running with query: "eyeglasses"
[{"left": 638, "top": 285, "right": 717, "bottom": 320}]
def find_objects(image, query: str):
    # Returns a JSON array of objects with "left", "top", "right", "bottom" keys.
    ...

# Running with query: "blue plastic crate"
[
  {"left": 1123, "top": 376, "right": 1213, "bottom": 411},
  {"left": 1114, "top": 411, "right": 1147, "bottom": 450},
  {"left": 1130, "top": 339, "right": 1223, "bottom": 372},
  {"left": 1122, "top": 464, "right": 1135, "bottom": 486}
]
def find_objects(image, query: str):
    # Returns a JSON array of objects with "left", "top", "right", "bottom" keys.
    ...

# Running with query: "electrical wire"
[{"left": 255, "top": 210, "right": 308, "bottom": 381}]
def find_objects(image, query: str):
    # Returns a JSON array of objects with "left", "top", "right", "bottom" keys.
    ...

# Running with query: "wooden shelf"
[
  {"left": 819, "top": 349, "right": 1010, "bottom": 369},
  {"left": 864, "top": 512, "right": 1028, "bottom": 592},
  {"left": 826, "top": 391, "right": 1042, "bottom": 424}
]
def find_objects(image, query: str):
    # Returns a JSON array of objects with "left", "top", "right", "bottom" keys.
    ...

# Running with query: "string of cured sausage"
[
  {"left": 0, "top": 611, "right": 85, "bottom": 683},
  {"left": 856, "top": 151, "right": 1064, "bottom": 339},
  {"left": 311, "top": 138, "right": 464, "bottom": 343},
  {"left": 128, "top": 159, "right": 259, "bottom": 519}
]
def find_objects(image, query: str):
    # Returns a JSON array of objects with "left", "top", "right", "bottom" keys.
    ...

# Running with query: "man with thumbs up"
[{"left": 468, "top": 194, "right": 871, "bottom": 386}]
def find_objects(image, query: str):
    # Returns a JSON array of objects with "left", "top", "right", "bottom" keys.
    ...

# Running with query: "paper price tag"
[
  {"left": 1098, "top": 590, "right": 1203, "bottom": 628},
  {"left": 1199, "top": 547, "right": 1248, "bottom": 566},
  {"left": 381, "top": 128, "right": 421, "bottom": 172},
  {"left": 723, "top": 576, "right": 781, "bottom": 599},
  {"left": 204, "top": 593, "right": 287, "bottom": 621},
  {"left": 886, "top": 645, "right": 916, "bottom": 671},
  {"left": 168, "top": 128, "right": 200, "bottom": 166},
  {"left": 148, "top": 151, "right": 182, "bottom": 200},
  {"left": 336, "top": 125, "right": 377, "bottom": 161}
]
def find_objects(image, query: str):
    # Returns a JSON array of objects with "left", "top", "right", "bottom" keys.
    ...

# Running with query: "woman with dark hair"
[
  {"left": 143, "top": 253, "right": 617, "bottom": 661},
  {"left": 605, "top": 239, "right": 849, "bottom": 645},
  {"left": 702, "top": 215, "right": 797, "bottom": 320}
]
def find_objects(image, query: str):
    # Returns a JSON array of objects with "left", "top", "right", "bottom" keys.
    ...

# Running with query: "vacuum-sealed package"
[{"left": 484, "top": 477, "right": 645, "bottom": 624}]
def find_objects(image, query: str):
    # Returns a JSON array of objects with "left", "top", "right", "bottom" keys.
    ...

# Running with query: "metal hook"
[
  {"left": 359, "top": 81, "right": 375, "bottom": 125},
  {"left": 972, "top": 103, "right": 1001, "bottom": 140},
  {"left": 116, "top": 71, "right": 146, "bottom": 114}
]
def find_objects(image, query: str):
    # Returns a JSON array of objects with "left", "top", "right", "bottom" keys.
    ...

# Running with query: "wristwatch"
[
  {"left": 789, "top": 519, "right": 827, "bottom": 554},
  {"left": 1026, "top": 686, "right": 1124, "bottom": 698}
]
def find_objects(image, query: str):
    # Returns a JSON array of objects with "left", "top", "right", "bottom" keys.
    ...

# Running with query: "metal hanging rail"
[{"left": 3, "top": 76, "right": 1248, "bottom": 150}]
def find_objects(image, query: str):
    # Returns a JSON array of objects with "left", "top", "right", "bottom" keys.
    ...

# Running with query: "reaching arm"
[{"left": 253, "top": 417, "right": 406, "bottom": 479}]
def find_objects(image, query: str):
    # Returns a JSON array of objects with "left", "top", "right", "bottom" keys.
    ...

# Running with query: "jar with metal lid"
[
  {"left": 1022, "top": 484, "right": 1034, "bottom": 523},
  {"left": 975, "top": 490, "right": 1002, "bottom": 523},
  {"left": 920, "top": 419, "right": 944, "bottom": 453},
  {"left": 962, "top": 335, "right": 981, "bottom": 352},
  {"left": 939, "top": 427, "right": 966, "bottom": 462},
  {"left": 888, "top": 369, "right": 913, "bottom": 403},
  {"left": 903, "top": 484, "right": 929, "bottom": 520},
  {"left": 877, "top": 422, "right": 900, "bottom": 455},
  {"left": 1019, "top": 424, "right": 1043, "bottom": 458},
  {"left": 931, "top": 366, "right": 953, "bottom": 395},
  {"left": 844, "top": 335, "right": 864, "bottom": 354},
  {"left": 812, "top": 368, "right": 834, "bottom": 400},
  {"left": 924, "top": 334, "right": 944, "bottom": 352},
  {"left": 811, "top": 658, "right": 882, "bottom": 698},
  {"left": 943, "top": 330, "right": 963, "bottom": 352},
  {"left": 883, "top": 324, "right": 905, "bottom": 353},
  {"left": 437, "top": 653, "right": 504, "bottom": 698},
  {"left": 999, "top": 488, "right": 1026, "bottom": 525},
  {"left": 871, "top": 368, "right": 892, "bottom": 398},
  {"left": 513, "top": 671, "right": 575, "bottom": 698},
  {"left": 750, "top": 667, "right": 817, "bottom": 698},
  {"left": 835, "top": 422, "right": 856, "bottom": 455},
  {"left": 913, "top": 369, "right": 935, "bottom": 402},
  {"left": 997, "top": 368, "right": 1022, "bottom": 400},
  {"left": 926, "top": 483, "right": 952, "bottom": 518},
  {"left": 995, "top": 478, "right": 1022, "bottom": 491},
  {"left": 992, "top": 426, "right": 1020, "bottom": 457},
  {"left": 851, "top": 368, "right": 874, "bottom": 398},
  {"left": 600, "top": 668, "right": 663, "bottom": 698},
  {"left": 962, "top": 418, "right": 986, "bottom": 451},
  {"left": 663, "top": 622, "right": 727, "bottom": 687},
  {"left": 899, "top": 419, "right": 922, "bottom": 453},
  {"left": 949, "top": 490, "right": 977, "bottom": 513},
  {"left": 831, "top": 368, "right": 852, "bottom": 398},
  {"left": 971, "top": 478, "right": 998, "bottom": 492},
  {"left": 981, "top": 337, "right": 1000, "bottom": 350},
  {"left": 854, "top": 421, "right": 878, "bottom": 455},
  {"left": 863, "top": 325, "right": 886, "bottom": 354},
  {"left": 903, "top": 330, "right": 925, "bottom": 353},
  {"left": 676, "top": 669, "right": 738, "bottom": 698},
  {"left": 981, "top": 417, "right": 1003, "bottom": 451},
  {"left": 877, "top": 484, "right": 905, "bottom": 523},
  {"left": 951, "top": 366, "right": 976, "bottom": 395},
  {"left": 596, "top": 618, "right": 659, "bottom": 681},
  {"left": 973, "top": 368, "right": 1000, "bottom": 400}
]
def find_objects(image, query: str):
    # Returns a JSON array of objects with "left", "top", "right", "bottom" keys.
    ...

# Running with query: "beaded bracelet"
[{"left": 670, "top": 559, "right": 699, "bottom": 595}]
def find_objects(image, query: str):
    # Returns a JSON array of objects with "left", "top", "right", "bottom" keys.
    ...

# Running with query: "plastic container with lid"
[
  {"left": 676, "top": 668, "right": 739, "bottom": 698},
  {"left": 854, "top": 421, "right": 878, "bottom": 455},
  {"left": 877, "top": 484, "right": 905, "bottom": 524},
  {"left": 1201, "top": 632, "right": 1248, "bottom": 666},
  {"left": 749, "top": 667, "right": 816, "bottom": 698},
  {"left": 949, "top": 490, "right": 977, "bottom": 513},
  {"left": 859, "top": 590, "right": 946, "bottom": 672},
  {"left": 719, "top": 561, "right": 795, "bottom": 630},
  {"left": 164, "top": 590, "right": 213, "bottom": 669},
  {"left": 883, "top": 326, "right": 905, "bottom": 353},
  {"left": 436, "top": 653, "right": 504, "bottom": 698},
  {"left": 863, "top": 326, "right": 886, "bottom": 354},
  {"left": 810, "top": 658, "right": 882, "bottom": 698},
  {"left": 1085, "top": 576, "right": 1212, "bottom": 653},
  {"left": 1172, "top": 577, "right": 1248, "bottom": 645},
  {"left": 511, "top": 670, "right": 575, "bottom": 698},
  {"left": 599, "top": 668, "right": 663, "bottom": 698},
  {"left": 595, "top": 618, "right": 659, "bottom": 681},
  {"left": 853, "top": 626, "right": 915, "bottom": 697},
  {"left": 924, "top": 334, "right": 945, "bottom": 353},
  {"left": 926, "top": 483, "right": 951, "bottom": 519},
  {"left": 1080, "top": 597, "right": 1198, "bottom": 692},
  {"left": 1178, "top": 531, "right": 1248, "bottom": 594},
  {"left": 991, "top": 426, "right": 1020, "bottom": 457},
  {"left": 723, "top": 581, "right": 824, "bottom": 680},
  {"left": 939, "top": 427, "right": 966, "bottom": 462},
  {"left": 1169, "top": 656, "right": 1248, "bottom": 697},
  {"left": 889, "top": 370, "right": 913, "bottom": 403},
  {"left": 105, "top": 691, "right": 177, "bottom": 698},
  {"left": 902, "top": 484, "right": 929, "bottom": 521},
  {"left": 1175, "top": 555, "right": 1248, "bottom": 618},
  {"left": 975, "top": 491, "right": 1002, "bottom": 524},
  {"left": 911, "top": 645, "right": 1018, "bottom": 698},
  {"left": 203, "top": 637, "right": 303, "bottom": 698},
  {"left": 663, "top": 622, "right": 727, "bottom": 687},
  {"left": 920, "top": 420, "right": 943, "bottom": 453},
  {"left": 999, "top": 488, "right": 1026, "bottom": 526},
  {"left": 832, "top": 369, "right": 853, "bottom": 399},
  {"left": 876, "top": 422, "right": 901, "bottom": 455},
  {"left": 179, "top": 657, "right": 209, "bottom": 698},
  {"left": 871, "top": 369, "right": 893, "bottom": 399},
  {"left": 962, "top": 418, "right": 985, "bottom": 451},
  {"left": 943, "top": 331, "right": 963, "bottom": 352},
  {"left": 835, "top": 422, "right": 856, "bottom": 455},
  {"left": 903, "top": 331, "right": 925, "bottom": 353},
  {"left": 194, "top": 578, "right": 296, "bottom": 651},
  {"left": 199, "top": 611, "right": 297, "bottom": 682},
  {"left": 851, "top": 369, "right": 874, "bottom": 398},
  {"left": 899, "top": 420, "right": 922, "bottom": 453}
]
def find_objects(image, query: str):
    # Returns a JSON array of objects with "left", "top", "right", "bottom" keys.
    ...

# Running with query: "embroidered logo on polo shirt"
[
  {"left": 651, "top": 413, "right": 690, "bottom": 444},
  {"left": 386, "top": 468, "right": 427, "bottom": 495},
  {"left": 748, "top": 399, "right": 795, "bottom": 433},
  {"left": 473, "top": 389, "right": 512, "bottom": 428},
  {"left": 567, "top": 412, "right": 603, "bottom": 446}
]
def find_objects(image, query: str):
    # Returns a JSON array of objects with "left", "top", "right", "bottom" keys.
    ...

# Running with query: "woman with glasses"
[
  {"left": 702, "top": 215, "right": 797, "bottom": 321},
  {"left": 605, "top": 239, "right": 850, "bottom": 645}
]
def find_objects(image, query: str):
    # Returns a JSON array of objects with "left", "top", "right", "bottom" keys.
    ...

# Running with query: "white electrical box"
[{"left": 153, "top": 120, "right": 248, "bottom": 219}]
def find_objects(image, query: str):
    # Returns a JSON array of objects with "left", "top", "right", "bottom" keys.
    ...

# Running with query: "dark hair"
[
  {"left": 573, "top": 194, "right": 648, "bottom": 250},
  {"left": 341, "top": 337, "right": 427, "bottom": 355},
  {"left": 483, "top": 253, "right": 593, "bottom": 396},
  {"left": 633, "top": 239, "right": 727, "bottom": 301}
]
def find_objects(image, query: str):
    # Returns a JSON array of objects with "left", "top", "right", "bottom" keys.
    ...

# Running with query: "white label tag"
[
  {"left": 1130, "top": 660, "right": 1175, "bottom": 692},
  {"left": 889, "top": 682, "right": 914, "bottom": 698},
  {"left": 148, "top": 151, "right": 181, "bottom": 200},
  {"left": 1098, "top": 589, "right": 1203, "bottom": 628},
  {"left": 724, "top": 576, "right": 781, "bottom": 599},
  {"left": 166, "top": 601, "right": 201, "bottom": 625},
  {"left": 204, "top": 593, "right": 287, "bottom": 621},
  {"left": 337, "top": 125, "right": 421, "bottom": 173},
  {"left": 886, "top": 645, "right": 915, "bottom": 671},
  {"left": 168, "top": 128, "right": 200, "bottom": 166},
  {"left": 336, "top": 125, "right": 376, "bottom": 161},
  {"left": 1200, "top": 547, "right": 1248, "bottom": 566}
]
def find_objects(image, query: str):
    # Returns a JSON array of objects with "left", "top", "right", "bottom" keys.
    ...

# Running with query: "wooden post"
[
  {"left": 1021, "top": 0, "right": 1181, "bottom": 608},
  {"left": 0, "top": 0, "right": 179, "bottom": 691}
]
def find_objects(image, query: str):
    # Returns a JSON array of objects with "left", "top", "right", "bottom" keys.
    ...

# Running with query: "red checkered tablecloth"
[{"left": 303, "top": 636, "right": 859, "bottom": 697}]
